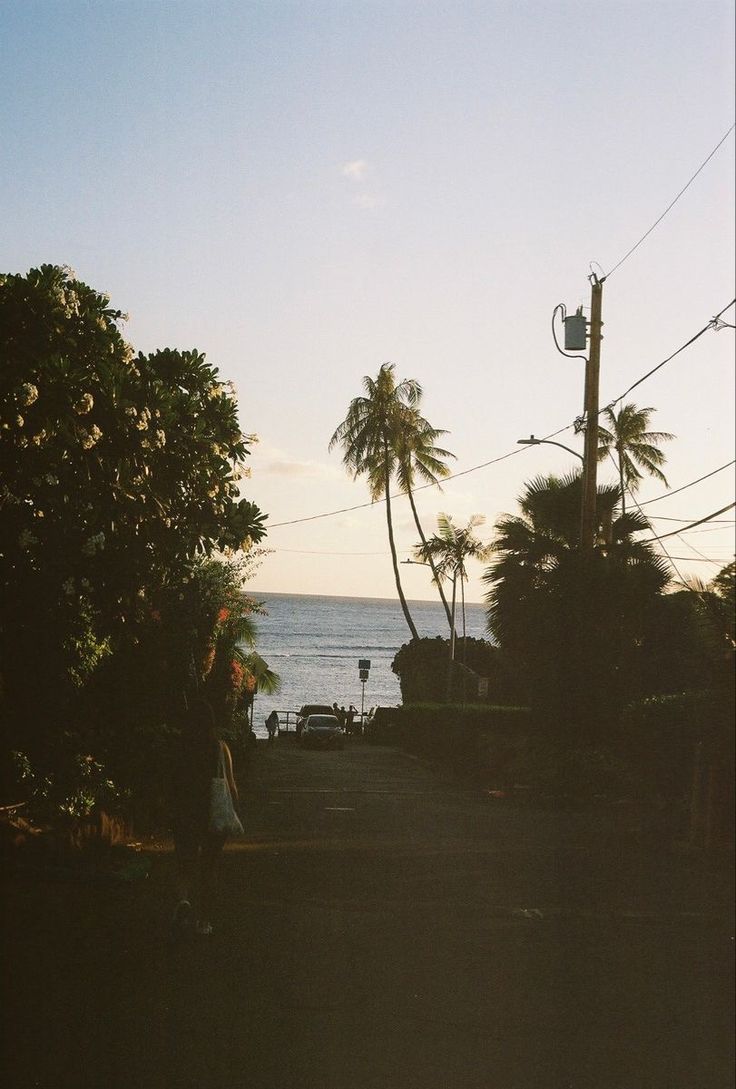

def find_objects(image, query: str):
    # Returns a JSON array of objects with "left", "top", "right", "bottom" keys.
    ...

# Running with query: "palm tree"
[
  {"left": 597, "top": 402, "right": 674, "bottom": 516},
  {"left": 394, "top": 406, "right": 456, "bottom": 628},
  {"left": 416, "top": 514, "right": 492, "bottom": 664},
  {"left": 485, "top": 470, "right": 668, "bottom": 643},
  {"left": 484, "top": 471, "right": 671, "bottom": 734},
  {"left": 329, "top": 363, "right": 421, "bottom": 640}
]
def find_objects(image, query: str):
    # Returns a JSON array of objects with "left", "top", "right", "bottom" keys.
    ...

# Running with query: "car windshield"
[{"left": 307, "top": 716, "right": 339, "bottom": 728}]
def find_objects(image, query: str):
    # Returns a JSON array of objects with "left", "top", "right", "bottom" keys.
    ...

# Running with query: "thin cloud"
[
  {"left": 258, "top": 449, "right": 344, "bottom": 480},
  {"left": 341, "top": 159, "right": 368, "bottom": 181}
]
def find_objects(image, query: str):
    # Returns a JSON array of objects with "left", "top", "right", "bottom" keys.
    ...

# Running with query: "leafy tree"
[
  {"left": 0, "top": 265, "right": 267, "bottom": 754},
  {"left": 597, "top": 402, "right": 674, "bottom": 515},
  {"left": 395, "top": 407, "right": 456, "bottom": 628},
  {"left": 329, "top": 363, "right": 421, "bottom": 639}
]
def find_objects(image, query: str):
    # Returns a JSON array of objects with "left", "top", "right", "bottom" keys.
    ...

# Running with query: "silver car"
[{"left": 300, "top": 714, "right": 344, "bottom": 749}]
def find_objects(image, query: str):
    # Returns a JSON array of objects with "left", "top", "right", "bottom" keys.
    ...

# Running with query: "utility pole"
[{"left": 580, "top": 275, "right": 604, "bottom": 550}]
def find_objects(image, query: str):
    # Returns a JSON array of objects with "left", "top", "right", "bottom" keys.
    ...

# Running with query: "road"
[{"left": 2, "top": 739, "right": 733, "bottom": 1088}]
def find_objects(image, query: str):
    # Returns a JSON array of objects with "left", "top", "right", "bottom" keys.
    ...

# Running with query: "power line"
[
  {"left": 268, "top": 305, "right": 734, "bottom": 530},
  {"left": 610, "top": 453, "right": 686, "bottom": 580},
  {"left": 652, "top": 554, "right": 731, "bottom": 564},
  {"left": 609, "top": 299, "right": 735, "bottom": 405},
  {"left": 640, "top": 503, "right": 736, "bottom": 543},
  {"left": 647, "top": 514, "right": 735, "bottom": 523},
  {"left": 637, "top": 459, "right": 735, "bottom": 506},
  {"left": 605, "top": 123, "right": 736, "bottom": 280}
]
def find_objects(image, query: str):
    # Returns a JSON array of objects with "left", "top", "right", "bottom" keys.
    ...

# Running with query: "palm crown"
[{"left": 597, "top": 402, "right": 674, "bottom": 514}]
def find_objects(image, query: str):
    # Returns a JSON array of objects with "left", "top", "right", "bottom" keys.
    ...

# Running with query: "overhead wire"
[
  {"left": 607, "top": 452, "right": 686, "bottom": 580},
  {"left": 640, "top": 503, "right": 736, "bottom": 543},
  {"left": 607, "top": 299, "right": 735, "bottom": 406},
  {"left": 269, "top": 306, "right": 734, "bottom": 529},
  {"left": 604, "top": 122, "right": 735, "bottom": 280},
  {"left": 636, "top": 459, "right": 735, "bottom": 506}
]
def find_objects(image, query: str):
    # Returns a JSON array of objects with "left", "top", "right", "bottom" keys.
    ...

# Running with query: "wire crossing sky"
[{"left": 2, "top": 0, "right": 734, "bottom": 601}]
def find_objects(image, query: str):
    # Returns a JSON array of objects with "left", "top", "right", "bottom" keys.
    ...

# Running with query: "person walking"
[
  {"left": 265, "top": 709, "right": 279, "bottom": 742},
  {"left": 171, "top": 696, "right": 239, "bottom": 938}
]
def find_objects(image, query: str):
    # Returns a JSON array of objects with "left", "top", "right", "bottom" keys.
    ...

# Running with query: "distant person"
[
  {"left": 339, "top": 705, "right": 347, "bottom": 729},
  {"left": 332, "top": 702, "right": 340, "bottom": 720},
  {"left": 170, "top": 696, "right": 239, "bottom": 939},
  {"left": 346, "top": 705, "right": 356, "bottom": 736},
  {"left": 265, "top": 709, "right": 279, "bottom": 742}
]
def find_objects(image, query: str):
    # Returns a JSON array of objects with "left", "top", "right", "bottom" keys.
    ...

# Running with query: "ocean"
[{"left": 246, "top": 591, "right": 488, "bottom": 735}]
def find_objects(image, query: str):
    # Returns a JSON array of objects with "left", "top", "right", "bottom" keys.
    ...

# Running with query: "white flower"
[
  {"left": 80, "top": 425, "right": 102, "bottom": 450},
  {"left": 154, "top": 429, "right": 166, "bottom": 448},
  {"left": 18, "top": 383, "right": 39, "bottom": 407},
  {"left": 74, "top": 393, "right": 94, "bottom": 415},
  {"left": 45, "top": 474, "right": 58, "bottom": 485},
  {"left": 125, "top": 406, "right": 138, "bottom": 419},
  {"left": 31, "top": 430, "right": 47, "bottom": 446},
  {"left": 135, "top": 408, "right": 151, "bottom": 432},
  {"left": 15, "top": 415, "right": 24, "bottom": 428}
]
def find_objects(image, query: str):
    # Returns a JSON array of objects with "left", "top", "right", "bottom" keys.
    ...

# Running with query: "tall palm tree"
[
  {"left": 395, "top": 407, "right": 456, "bottom": 628},
  {"left": 485, "top": 470, "right": 667, "bottom": 645},
  {"left": 329, "top": 363, "right": 421, "bottom": 640},
  {"left": 597, "top": 402, "right": 674, "bottom": 516},
  {"left": 416, "top": 514, "right": 492, "bottom": 661}
]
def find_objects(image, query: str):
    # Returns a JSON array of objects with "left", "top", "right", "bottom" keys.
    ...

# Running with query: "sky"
[{"left": 2, "top": 0, "right": 734, "bottom": 604}]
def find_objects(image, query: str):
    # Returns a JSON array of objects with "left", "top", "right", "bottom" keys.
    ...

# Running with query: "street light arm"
[{"left": 517, "top": 436, "right": 584, "bottom": 463}]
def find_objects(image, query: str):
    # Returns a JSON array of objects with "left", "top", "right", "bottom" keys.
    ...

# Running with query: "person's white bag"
[{"left": 209, "top": 743, "right": 243, "bottom": 836}]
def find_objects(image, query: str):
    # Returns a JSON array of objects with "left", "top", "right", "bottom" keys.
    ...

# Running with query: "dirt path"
[{"left": 2, "top": 739, "right": 733, "bottom": 1088}]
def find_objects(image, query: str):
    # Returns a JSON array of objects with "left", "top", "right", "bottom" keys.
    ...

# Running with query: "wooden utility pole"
[{"left": 580, "top": 276, "right": 604, "bottom": 549}]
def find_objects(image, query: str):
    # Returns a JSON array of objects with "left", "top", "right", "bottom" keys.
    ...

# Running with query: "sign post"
[{"left": 358, "top": 659, "right": 371, "bottom": 724}]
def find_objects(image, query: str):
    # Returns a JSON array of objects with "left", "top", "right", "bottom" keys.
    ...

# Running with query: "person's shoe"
[
  {"left": 170, "top": 899, "right": 193, "bottom": 940},
  {"left": 196, "top": 920, "right": 213, "bottom": 936}
]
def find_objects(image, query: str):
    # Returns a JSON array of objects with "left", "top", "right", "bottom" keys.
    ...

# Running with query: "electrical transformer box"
[{"left": 564, "top": 311, "right": 587, "bottom": 351}]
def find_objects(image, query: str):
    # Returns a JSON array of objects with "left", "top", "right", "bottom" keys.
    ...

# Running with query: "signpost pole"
[{"left": 358, "top": 659, "right": 371, "bottom": 731}]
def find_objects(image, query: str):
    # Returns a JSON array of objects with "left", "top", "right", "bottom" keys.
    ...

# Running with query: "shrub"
[{"left": 391, "top": 637, "right": 515, "bottom": 704}]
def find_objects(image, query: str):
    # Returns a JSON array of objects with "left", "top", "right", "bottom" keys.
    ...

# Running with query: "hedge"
[{"left": 386, "top": 703, "right": 532, "bottom": 775}]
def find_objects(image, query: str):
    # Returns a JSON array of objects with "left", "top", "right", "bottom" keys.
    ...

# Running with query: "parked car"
[
  {"left": 364, "top": 705, "right": 399, "bottom": 744},
  {"left": 300, "top": 714, "right": 344, "bottom": 749},
  {"left": 295, "top": 704, "right": 334, "bottom": 738}
]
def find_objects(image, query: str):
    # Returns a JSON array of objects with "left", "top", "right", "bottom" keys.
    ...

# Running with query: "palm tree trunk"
[
  {"left": 446, "top": 570, "right": 457, "bottom": 702},
  {"left": 461, "top": 575, "right": 467, "bottom": 666},
  {"left": 406, "top": 485, "right": 454, "bottom": 629},
  {"left": 384, "top": 454, "right": 419, "bottom": 641}
]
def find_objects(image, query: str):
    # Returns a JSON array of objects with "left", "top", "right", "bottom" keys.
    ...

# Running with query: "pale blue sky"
[{"left": 2, "top": 1, "right": 734, "bottom": 602}]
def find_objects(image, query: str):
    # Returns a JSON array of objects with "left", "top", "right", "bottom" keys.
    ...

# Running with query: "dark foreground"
[{"left": 2, "top": 741, "right": 733, "bottom": 1089}]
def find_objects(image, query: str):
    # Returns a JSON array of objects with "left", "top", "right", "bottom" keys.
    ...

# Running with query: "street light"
[{"left": 517, "top": 435, "right": 584, "bottom": 462}]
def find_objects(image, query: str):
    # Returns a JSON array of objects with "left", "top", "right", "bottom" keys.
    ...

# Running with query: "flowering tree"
[{"left": 0, "top": 265, "right": 267, "bottom": 753}]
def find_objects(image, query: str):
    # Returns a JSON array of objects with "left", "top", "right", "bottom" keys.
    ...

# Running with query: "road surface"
[{"left": 2, "top": 739, "right": 733, "bottom": 1088}]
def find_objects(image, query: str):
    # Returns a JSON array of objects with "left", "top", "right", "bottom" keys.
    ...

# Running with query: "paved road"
[{"left": 2, "top": 740, "right": 733, "bottom": 1088}]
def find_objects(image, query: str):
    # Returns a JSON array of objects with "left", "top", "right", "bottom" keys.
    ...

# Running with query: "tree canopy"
[{"left": 0, "top": 264, "right": 268, "bottom": 761}]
